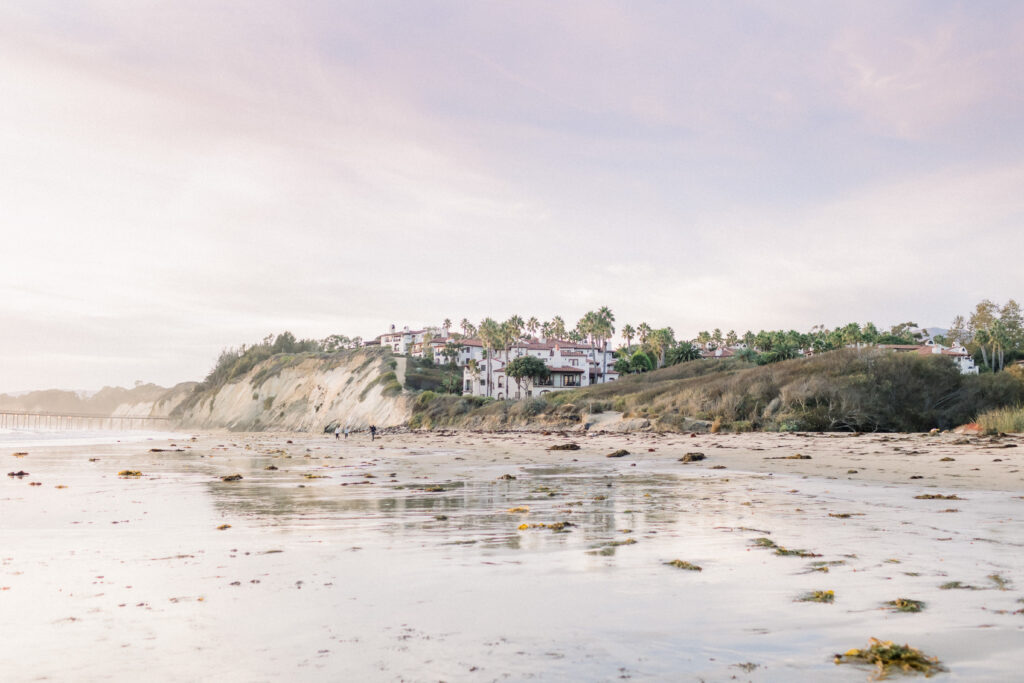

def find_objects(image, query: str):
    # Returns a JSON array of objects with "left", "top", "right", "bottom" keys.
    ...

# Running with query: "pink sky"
[{"left": 2, "top": 1, "right": 1023, "bottom": 391}]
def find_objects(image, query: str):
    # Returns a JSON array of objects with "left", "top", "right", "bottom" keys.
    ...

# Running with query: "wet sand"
[{"left": 2, "top": 429, "right": 1023, "bottom": 681}]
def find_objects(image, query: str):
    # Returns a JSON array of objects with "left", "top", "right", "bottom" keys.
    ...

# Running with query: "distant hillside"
[
  {"left": 410, "top": 349, "right": 1024, "bottom": 433},
  {"left": 0, "top": 382, "right": 196, "bottom": 417}
]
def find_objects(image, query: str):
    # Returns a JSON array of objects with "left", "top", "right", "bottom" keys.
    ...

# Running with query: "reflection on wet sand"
[{"left": 2, "top": 431, "right": 1023, "bottom": 681}]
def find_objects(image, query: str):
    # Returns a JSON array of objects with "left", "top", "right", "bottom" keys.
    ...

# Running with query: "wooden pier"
[{"left": 0, "top": 410, "right": 171, "bottom": 431}]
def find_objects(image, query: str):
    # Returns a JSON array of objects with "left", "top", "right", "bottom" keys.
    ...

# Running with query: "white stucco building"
[{"left": 462, "top": 339, "right": 618, "bottom": 399}]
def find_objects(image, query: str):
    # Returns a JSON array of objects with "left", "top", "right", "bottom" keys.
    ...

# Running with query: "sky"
[{"left": 2, "top": 1, "right": 1023, "bottom": 392}]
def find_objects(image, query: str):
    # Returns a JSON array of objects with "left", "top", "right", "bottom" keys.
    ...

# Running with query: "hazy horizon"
[{"left": 3, "top": 2, "right": 1022, "bottom": 393}]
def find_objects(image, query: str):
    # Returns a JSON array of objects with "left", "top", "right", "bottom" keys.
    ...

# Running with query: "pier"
[{"left": 0, "top": 410, "right": 171, "bottom": 431}]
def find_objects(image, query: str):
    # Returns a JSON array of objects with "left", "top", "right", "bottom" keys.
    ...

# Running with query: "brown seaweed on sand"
[
  {"left": 834, "top": 638, "right": 945, "bottom": 679},
  {"left": 665, "top": 559, "right": 702, "bottom": 571}
]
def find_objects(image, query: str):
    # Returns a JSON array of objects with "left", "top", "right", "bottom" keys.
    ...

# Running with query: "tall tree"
[
  {"left": 478, "top": 318, "right": 501, "bottom": 397},
  {"left": 594, "top": 306, "right": 616, "bottom": 382},
  {"left": 526, "top": 316, "right": 540, "bottom": 339},
  {"left": 501, "top": 317, "right": 522, "bottom": 369},
  {"left": 442, "top": 318, "right": 452, "bottom": 334},
  {"left": 620, "top": 324, "right": 636, "bottom": 351},
  {"left": 460, "top": 318, "right": 472, "bottom": 336},
  {"left": 549, "top": 316, "right": 567, "bottom": 340},
  {"left": 648, "top": 327, "right": 675, "bottom": 368},
  {"left": 637, "top": 322, "right": 652, "bottom": 346},
  {"left": 506, "top": 315, "right": 525, "bottom": 342},
  {"left": 947, "top": 315, "right": 967, "bottom": 346}
]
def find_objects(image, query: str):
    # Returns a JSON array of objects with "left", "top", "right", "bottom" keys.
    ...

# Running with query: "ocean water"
[{"left": 0, "top": 427, "right": 185, "bottom": 449}]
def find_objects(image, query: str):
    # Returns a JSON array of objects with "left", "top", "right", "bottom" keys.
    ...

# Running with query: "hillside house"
[
  {"left": 878, "top": 341, "right": 978, "bottom": 374},
  {"left": 463, "top": 339, "right": 618, "bottom": 399}
]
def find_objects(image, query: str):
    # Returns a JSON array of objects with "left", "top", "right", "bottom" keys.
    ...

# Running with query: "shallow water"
[{"left": 2, "top": 435, "right": 1022, "bottom": 681}]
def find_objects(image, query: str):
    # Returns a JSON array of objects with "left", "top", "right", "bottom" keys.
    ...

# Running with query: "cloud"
[{"left": 1, "top": 2, "right": 1022, "bottom": 390}]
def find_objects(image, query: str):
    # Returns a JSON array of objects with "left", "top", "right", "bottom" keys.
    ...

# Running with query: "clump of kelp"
[
  {"left": 797, "top": 590, "right": 834, "bottom": 603},
  {"left": 882, "top": 598, "right": 925, "bottom": 613},
  {"left": 752, "top": 537, "right": 821, "bottom": 558},
  {"left": 834, "top": 638, "right": 945, "bottom": 679},
  {"left": 665, "top": 559, "right": 702, "bottom": 571},
  {"left": 517, "top": 521, "right": 573, "bottom": 532}
]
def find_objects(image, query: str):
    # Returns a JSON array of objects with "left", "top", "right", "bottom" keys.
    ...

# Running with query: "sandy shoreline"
[{"left": 3, "top": 429, "right": 1023, "bottom": 681}]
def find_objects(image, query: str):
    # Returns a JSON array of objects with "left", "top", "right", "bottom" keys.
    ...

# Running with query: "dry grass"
[{"left": 977, "top": 404, "right": 1024, "bottom": 434}]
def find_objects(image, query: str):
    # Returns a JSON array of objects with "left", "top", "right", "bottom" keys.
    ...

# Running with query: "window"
[{"left": 563, "top": 375, "right": 580, "bottom": 387}]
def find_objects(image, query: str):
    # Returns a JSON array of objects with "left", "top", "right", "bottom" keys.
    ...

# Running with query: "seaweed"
[
  {"left": 548, "top": 443, "right": 580, "bottom": 451},
  {"left": 606, "top": 449, "right": 630, "bottom": 458},
  {"left": 678, "top": 452, "right": 706, "bottom": 463},
  {"left": 118, "top": 470, "right": 142, "bottom": 477},
  {"left": 882, "top": 598, "right": 925, "bottom": 613},
  {"left": 988, "top": 573, "right": 1011, "bottom": 590},
  {"left": 834, "top": 638, "right": 945, "bottom": 679},
  {"left": 796, "top": 589, "right": 834, "bottom": 603},
  {"left": 665, "top": 559, "right": 702, "bottom": 571},
  {"left": 914, "top": 494, "right": 963, "bottom": 500}
]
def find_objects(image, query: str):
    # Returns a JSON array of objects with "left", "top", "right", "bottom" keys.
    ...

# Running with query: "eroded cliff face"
[{"left": 173, "top": 351, "right": 411, "bottom": 432}]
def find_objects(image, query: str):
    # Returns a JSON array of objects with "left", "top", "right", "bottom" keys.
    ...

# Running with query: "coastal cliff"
[{"left": 172, "top": 348, "right": 412, "bottom": 432}]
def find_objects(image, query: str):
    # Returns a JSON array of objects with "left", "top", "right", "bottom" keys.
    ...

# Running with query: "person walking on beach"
[
  {"left": 344, "top": 426, "right": 350, "bottom": 439},
  {"left": 334, "top": 426, "right": 340, "bottom": 440},
  {"left": 369, "top": 425, "right": 377, "bottom": 441}
]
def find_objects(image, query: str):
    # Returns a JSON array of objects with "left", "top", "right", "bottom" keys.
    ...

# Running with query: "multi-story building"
[
  {"left": 377, "top": 325, "right": 429, "bottom": 355},
  {"left": 462, "top": 339, "right": 618, "bottom": 399}
]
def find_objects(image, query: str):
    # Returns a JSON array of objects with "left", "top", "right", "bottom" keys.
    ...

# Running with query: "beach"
[{"left": 2, "top": 428, "right": 1023, "bottom": 681}]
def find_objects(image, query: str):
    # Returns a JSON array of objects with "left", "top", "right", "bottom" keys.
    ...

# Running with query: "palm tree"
[
  {"left": 647, "top": 327, "right": 675, "bottom": 368},
  {"left": 549, "top": 316, "right": 567, "bottom": 340},
  {"left": 478, "top": 318, "right": 501, "bottom": 397},
  {"left": 637, "top": 322, "right": 652, "bottom": 346},
  {"left": 442, "top": 318, "right": 452, "bottom": 335},
  {"left": 506, "top": 315, "right": 525, "bottom": 342},
  {"left": 594, "top": 306, "right": 615, "bottom": 382},
  {"left": 667, "top": 341, "right": 701, "bottom": 365},
  {"left": 460, "top": 318, "right": 471, "bottom": 336},
  {"left": 526, "top": 316, "right": 540, "bottom": 339},
  {"left": 501, "top": 317, "right": 522, "bottom": 370},
  {"left": 621, "top": 324, "right": 635, "bottom": 351}
]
